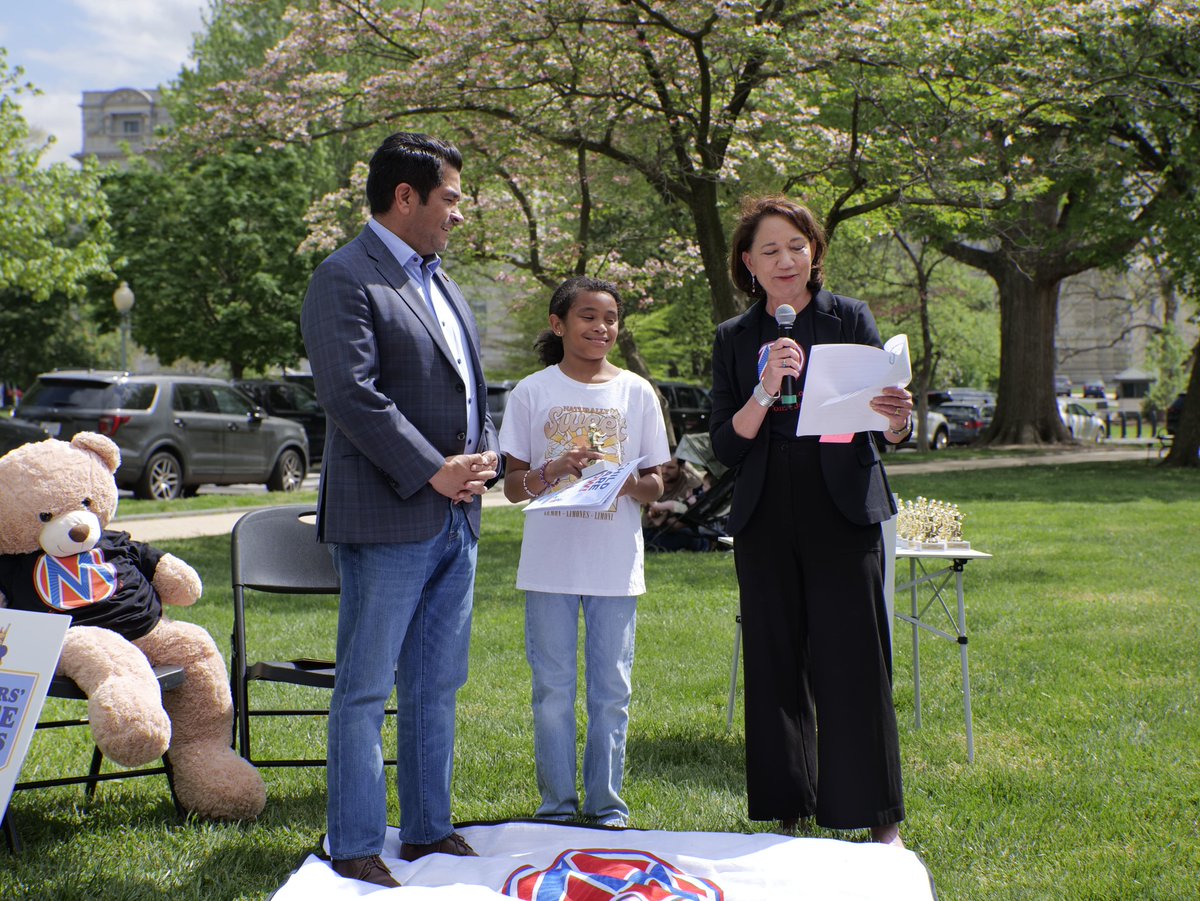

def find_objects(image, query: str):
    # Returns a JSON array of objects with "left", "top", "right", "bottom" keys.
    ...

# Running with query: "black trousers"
[{"left": 733, "top": 440, "right": 904, "bottom": 829}]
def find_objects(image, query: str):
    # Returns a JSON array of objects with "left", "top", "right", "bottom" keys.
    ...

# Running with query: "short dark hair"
[
  {"left": 366, "top": 132, "right": 463, "bottom": 214},
  {"left": 534, "top": 276, "right": 625, "bottom": 366},
  {"left": 729, "top": 195, "right": 827, "bottom": 300}
]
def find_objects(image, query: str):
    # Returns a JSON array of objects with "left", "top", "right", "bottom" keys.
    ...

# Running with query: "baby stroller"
[{"left": 646, "top": 433, "right": 734, "bottom": 549}]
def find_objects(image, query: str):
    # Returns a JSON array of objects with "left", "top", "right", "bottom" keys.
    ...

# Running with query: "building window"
[{"left": 122, "top": 119, "right": 142, "bottom": 135}]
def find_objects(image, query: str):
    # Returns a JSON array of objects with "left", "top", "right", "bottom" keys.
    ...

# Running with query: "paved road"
[{"left": 112, "top": 443, "right": 1158, "bottom": 543}]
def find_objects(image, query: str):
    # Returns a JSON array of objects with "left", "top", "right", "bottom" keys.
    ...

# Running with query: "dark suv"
[
  {"left": 233, "top": 379, "right": 326, "bottom": 465},
  {"left": 14, "top": 371, "right": 309, "bottom": 500},
  {"left": 657, "top": 381, "right": 711, "bottom": 437}
]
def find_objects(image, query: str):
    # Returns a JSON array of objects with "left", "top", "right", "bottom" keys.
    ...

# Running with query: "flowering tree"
[
  {"left": 189, "top": 0, "right": 857, "bottom": 325},
  {"left": 185, "top": 0, "right": 1200, "bottom": 448}
]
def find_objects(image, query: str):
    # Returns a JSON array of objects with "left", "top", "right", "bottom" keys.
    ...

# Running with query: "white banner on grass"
[{"left": 272, "top": 821, "right": 936, "bottom": 900}]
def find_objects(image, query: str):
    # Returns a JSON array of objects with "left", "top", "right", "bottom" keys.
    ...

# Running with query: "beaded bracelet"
[
  {"left": 521, "top": 469, "right": 541, "bottom": 499},
  {"left": 538, "top": 460, "right": 562, "bottom": 488}
]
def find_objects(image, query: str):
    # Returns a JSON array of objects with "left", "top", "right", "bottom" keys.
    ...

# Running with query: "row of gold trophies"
[{"left": 895, "top": 496, "right": 970, "bottom": 550}]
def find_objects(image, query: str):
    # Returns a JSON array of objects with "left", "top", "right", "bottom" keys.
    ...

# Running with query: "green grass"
[
  {"left": 4, "top": 461, "right": 1198, "bottom": 899},
  {"left": 115, "top": 489, "right": 318, "bottom": 519}
]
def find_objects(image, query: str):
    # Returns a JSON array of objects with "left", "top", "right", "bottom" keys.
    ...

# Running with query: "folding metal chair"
[
  {"left": 3, "top": 665, "right": 185, "bottom": 853},
  {"left": 230, "top": 505, "right": 339, "bottom": 768}
]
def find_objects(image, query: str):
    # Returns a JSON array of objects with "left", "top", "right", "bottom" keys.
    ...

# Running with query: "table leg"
[
  {"left": 726, "top": 617, "right": 741, "bottom": 732},
  {"left": 955, "top": 564, "right": 974, "bottom": 762},
  {"left": 910, "top": 557, "right": 921, "bottom": 730}
]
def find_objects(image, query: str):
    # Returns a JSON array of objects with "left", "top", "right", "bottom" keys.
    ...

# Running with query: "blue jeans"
[
  {"left": 524, "top": 591, "right": 637, "bottom": 826},
  {"left": 326, "top": 505, "right": 476, "bottom": 859}
]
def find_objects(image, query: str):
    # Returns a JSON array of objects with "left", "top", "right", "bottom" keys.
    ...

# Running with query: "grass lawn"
[{"left": 3, "top": 461, "right": 1198, "bottom": 899}]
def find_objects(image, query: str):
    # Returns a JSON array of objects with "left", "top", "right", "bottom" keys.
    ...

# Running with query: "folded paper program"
[{"left": 796, "top": 334, "right": 911, "bottom": 436}]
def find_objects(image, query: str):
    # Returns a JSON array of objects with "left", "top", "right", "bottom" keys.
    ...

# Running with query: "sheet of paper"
[
  {"left": 0, "top": 609, "right": 71, "bottom": 821},
  {"left": 523, "top": 455, "right": 646, "bottom": 514},
  {"left": 796, "top": 334, "right": 911, "bottom": 436}
]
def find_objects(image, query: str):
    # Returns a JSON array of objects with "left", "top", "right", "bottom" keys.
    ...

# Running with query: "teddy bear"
[{"left": 0, "top": 432, "right": 266, "bottom": 821}]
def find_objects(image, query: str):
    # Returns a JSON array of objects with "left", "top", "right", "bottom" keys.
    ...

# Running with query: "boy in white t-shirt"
[{"left": 499, "top": 276, "right": 670, "bottom": 826}]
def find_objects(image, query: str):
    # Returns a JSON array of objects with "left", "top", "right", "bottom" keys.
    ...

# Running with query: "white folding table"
[{"left": 894, "top": 546, "right": 992, "bottom": 762}]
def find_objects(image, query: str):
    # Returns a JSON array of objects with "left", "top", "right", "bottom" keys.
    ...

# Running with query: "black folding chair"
[
  {"left": 3, "top": 665, "right": 185, "bottom": 853},
  {"left": 230, "top": 505, "right": 338, "bottom": 768},
  {"left": 230, "top": 505, "right": 396, "bottom": 769}
]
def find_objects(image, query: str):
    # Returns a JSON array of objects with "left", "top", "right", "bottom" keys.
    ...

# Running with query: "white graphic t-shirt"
[{"left": 499, "top": 365, "right": 671, "bottom": 596}]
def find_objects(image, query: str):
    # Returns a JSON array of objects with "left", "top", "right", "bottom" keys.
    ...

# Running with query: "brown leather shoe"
[
  {"left": 399, "top": 832, "right": 479, "bottom": 862},
  {"left": 330, "top": 855, "right": 401, "bottom": 887}
]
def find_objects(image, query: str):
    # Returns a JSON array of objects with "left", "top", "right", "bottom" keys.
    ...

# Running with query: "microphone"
[{"left": 774, "top": 304, "right": 798, "bottom": 406}]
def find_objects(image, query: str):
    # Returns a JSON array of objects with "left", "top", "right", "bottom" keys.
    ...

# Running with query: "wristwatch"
[
  {"left": 752, "top": 381, "right": 780, "bottom": 408},
  {"left": 888, "top": 415, "right": 913, "bottom": 436}
]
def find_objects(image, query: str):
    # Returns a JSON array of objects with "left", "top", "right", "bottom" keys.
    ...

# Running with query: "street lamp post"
[{"left": 112, "top": 281, "right": 135, "bottom": 371}]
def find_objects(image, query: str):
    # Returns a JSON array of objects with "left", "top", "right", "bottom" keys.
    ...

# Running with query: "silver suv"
[{"left": 14, "top": 371, "right": 308, "bottom": 500}]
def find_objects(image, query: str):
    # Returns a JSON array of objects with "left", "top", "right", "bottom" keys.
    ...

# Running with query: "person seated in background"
[{"left": 643, "top": 457, "right": 711, "bottom": 552}]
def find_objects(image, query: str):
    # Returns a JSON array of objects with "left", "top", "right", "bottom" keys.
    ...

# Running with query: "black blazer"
[{"left": 709, "top": 290, "right": 896, "bottom": 535}]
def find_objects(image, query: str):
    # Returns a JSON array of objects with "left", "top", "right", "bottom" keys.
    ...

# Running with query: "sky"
[{"left": 0, "top": 0, "right": 207, "bottom": 167}]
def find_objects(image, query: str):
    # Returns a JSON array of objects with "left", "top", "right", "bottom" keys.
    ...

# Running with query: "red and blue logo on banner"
[
  {"left": 503, "top": 848, "right": 723, "bottom": 900},
  {"left": 33, "top": 550, "right": 118, "bottom": 611}
]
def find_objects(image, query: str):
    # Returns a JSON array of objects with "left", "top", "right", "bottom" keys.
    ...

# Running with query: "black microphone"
[{"left": 775, "top": 304, "right": 798, "bottom": 406}]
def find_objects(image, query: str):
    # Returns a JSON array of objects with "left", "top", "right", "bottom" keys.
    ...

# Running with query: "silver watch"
[
  {"left": 752, "top": 381, "right": 780, "bottom": 408},
  {"left": 888, "top": 415, "right": 913, "bottom": 436}
]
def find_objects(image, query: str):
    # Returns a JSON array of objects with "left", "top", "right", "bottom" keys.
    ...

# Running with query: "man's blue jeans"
[
  {"left": 525, "top": 591, "right": 637, "bottom": 826},
  {"left": 326, "top": 505, "right": 476, "bottom": 859}
]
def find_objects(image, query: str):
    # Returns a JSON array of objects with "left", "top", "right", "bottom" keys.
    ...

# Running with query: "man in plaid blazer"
[{"left": 301, "top": 133, "right": 500, "bottom": 889}]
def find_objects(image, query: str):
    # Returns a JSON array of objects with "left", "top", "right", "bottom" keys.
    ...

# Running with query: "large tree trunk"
[
  {"left": 985, "top": 264, "right": 1071, "bottom": 444},
  {"left": 1162, "top": 337, "right": 1200, "bottom": 468},
  {"left": 686, "top": 180, "right": 741, "bottom": 325}
]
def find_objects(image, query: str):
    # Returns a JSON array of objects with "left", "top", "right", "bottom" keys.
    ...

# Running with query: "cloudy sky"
[{"left": 1, "top": 0, "right": 207, "bottom": 166}]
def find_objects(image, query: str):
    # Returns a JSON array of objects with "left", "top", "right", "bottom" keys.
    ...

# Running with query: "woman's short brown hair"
[{"left": 728, "top": 195, "right": 827, "bottom": 300}]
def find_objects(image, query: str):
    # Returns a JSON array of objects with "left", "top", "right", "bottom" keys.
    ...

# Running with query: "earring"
[{"left": 750, "top": 273, "right": 758, "bottom": 294}]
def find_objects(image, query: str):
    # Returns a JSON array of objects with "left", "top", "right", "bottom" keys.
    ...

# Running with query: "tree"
[
  {"left": 187, "top": 0, "right": 1200, "bottom": 449},
  {"left": 827, "top": 1, "right": 1200, "bottom": 444},
  {"left": 0, "top": 51, "right": 112, "bottom": 301},
  {"left": 0, "top": 289, "right": 115, "bottom": 388},
  {"left": 188, "top": 0, "right": 861, "bottom": 325},
  {"left": 103, "top": 148, "right": 319, "bottom": 378}
]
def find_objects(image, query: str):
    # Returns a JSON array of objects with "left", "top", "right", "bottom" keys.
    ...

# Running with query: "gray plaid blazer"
[{"left": 301, "top": 225, "right": 498, "bottom": 543}]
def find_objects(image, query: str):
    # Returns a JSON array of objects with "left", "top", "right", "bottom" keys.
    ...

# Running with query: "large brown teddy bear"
[{"left": 0, "top": 432, "right": 265, "bottom": 820}]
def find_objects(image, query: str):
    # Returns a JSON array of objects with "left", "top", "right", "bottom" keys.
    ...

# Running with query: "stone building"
[
  {"left": 1055, "top": 264, "right": 1196, "bottom": 401},
  {"left": 74, "top": 88, "right": 173, "bottom": 168}
]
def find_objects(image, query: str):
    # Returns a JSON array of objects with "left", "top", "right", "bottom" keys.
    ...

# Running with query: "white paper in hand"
[
  {"left": 523, "top": 455, "right": 646, "bottom": 514},
  {"left": 796, "top": 334, "right": 911, "bottom": 436}
]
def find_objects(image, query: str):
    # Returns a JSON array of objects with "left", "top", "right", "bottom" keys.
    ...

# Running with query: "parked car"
[
  {"left": 1165, "top": 393, "right": 1184, "bottom": 435},
  {"left": 486, "top": 379, "right": 517, "bottom": 430},
  {"left": 656, "top": 381, "right": 712, "bottom": 437},
  {"left": 928, "top": 387, "right": 996, "bottom": 408},
  {"left": 894, "top": 408, "right": 952, "bottom": 451},
  {"left": 0, "top": 414, "right": 49, "bottom": 456},
  {"left": 1054, "top": 374, "right": 1073, "bottom": 396},
  {"left": 1082, "top": 380, "right": 1108, "bottom": 399},
  {"left": 935, "top": 401, "right": 995, "bottom": 445},
  {"left": 233, "top": 379, "right": 326, "bottom": 465},
  {"left": 1057, "top": 398, "right": 1107, "bottom": 442},
  {"left": 14, "top": 371, "right": 309, "bottom": 500}
]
